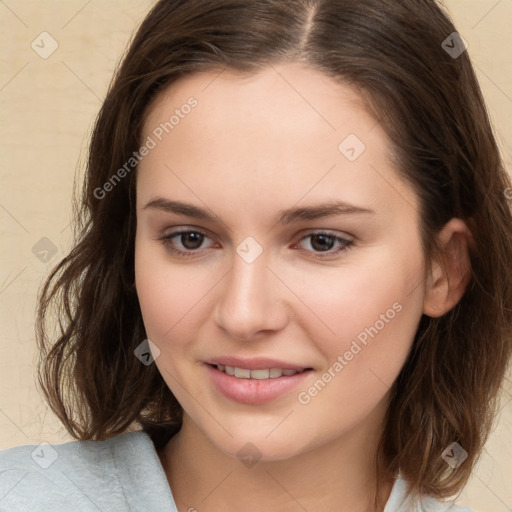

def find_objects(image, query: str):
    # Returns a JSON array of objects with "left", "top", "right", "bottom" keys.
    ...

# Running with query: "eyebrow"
[{"left": 142, "top": 197, "right": 375, "bottom": 226}]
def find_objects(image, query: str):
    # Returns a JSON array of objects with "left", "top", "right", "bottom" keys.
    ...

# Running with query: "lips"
[{"left": 204, "top": 357, "right": 313, "bottom": 405}]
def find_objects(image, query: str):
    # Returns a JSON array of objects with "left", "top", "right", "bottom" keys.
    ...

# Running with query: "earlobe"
[{"left": 423, "top": 218, "right": 474, "bottom": 318}]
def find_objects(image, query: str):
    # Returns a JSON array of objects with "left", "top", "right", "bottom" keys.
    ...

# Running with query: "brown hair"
[{"left": 36, "top": 0, "right": 512, "bottom": 504}]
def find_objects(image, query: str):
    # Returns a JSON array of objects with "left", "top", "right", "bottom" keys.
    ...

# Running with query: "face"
[{"left": 134, "top": 63, "right": 428, "bottom": 461}]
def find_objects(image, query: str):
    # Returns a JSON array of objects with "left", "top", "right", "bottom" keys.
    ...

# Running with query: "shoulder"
[
  {"left": 0, "top": 430, "right": 175, "bottom": 512},
  {"left": 385, "top": 475, "right": 478, "bottom": 512}
]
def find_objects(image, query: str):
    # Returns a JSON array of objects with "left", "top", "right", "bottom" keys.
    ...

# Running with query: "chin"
[{"left": 204, "top": 423, "right": 319, "bottom": 464}]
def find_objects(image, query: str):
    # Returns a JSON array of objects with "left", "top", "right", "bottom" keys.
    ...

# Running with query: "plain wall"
[{"left": 0, "top": 1, "right": 511, "bottom": 510}]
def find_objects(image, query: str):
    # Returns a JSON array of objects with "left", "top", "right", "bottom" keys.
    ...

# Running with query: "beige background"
[{"left": 0, "top": 1, "right": 511, "bottom": 510}]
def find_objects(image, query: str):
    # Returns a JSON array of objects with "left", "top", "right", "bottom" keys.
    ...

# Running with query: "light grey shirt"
[{"left": 0, "top": 431, "right": 476, "bottom": 511}]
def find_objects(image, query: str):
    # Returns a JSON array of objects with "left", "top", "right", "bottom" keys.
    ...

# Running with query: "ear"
[{"left": 423, "top": 218, "right": 474, "bottom": 318}]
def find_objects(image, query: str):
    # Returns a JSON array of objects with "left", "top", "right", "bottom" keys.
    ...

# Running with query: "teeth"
[
  {"left": 234, "top": 367, "right": 251, "bottom": 378},
  {"left": 217, "top": 365, "right": 304, "bottom": 379},
  {"left": 269, "top": 368, "right": 282, "bottom": 378},
  {"left": 250, "top": 369, "right": 270, "bottom": 380}
]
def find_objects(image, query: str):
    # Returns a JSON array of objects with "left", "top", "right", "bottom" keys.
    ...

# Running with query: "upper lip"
[{"left": 206, "top": 356, "right": 311, "bottom": 371}]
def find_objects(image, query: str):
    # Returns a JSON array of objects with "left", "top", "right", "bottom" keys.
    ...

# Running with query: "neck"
[{"left": 158, "top": 408, "right": 394, "bottom": 512}]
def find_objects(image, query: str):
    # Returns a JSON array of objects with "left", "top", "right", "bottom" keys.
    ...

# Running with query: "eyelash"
[{"left": 157, "top": 228, "right": 354, "bottom": 260}]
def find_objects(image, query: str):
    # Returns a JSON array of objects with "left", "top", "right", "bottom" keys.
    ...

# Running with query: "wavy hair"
[{"left": 36, "top": 0, "right": 512, "bottom": 503}]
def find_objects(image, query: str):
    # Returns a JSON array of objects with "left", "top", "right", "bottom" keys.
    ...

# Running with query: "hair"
[{"left": 36, "top": 0, "right": 512, "bottom": 506}]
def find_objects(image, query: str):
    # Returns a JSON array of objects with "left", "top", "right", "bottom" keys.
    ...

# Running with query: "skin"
[{"left": 134, "top": 62, "right": 472, "bottom": 512}]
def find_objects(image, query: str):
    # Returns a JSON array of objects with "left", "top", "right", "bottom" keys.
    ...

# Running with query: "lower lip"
[{"left": 205, "top": 364, "right": 312, "bottom": 405}]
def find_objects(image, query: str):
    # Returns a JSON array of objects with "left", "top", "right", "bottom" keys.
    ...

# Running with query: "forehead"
[
  {"left": 142, "top": 63, "right": 377, "bottom": 148},
  {"left": 137, "top": 63, "right": 418, "bottom": 221}
]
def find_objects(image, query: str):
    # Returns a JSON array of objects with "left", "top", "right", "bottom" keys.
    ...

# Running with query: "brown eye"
[
  {"left": 296, "top": 231, "right": 353, "bottom": 259},
  {"left": 309, "top": 234, "right": 337, "bottom": 252},
  {"left": 177, "top": 231, "right": 205, "bottom": 250},
  {"left": 159, "top": 229, "right": 213, "bottom": 257}
]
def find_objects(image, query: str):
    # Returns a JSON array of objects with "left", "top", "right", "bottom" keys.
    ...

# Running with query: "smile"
[
  {"left": 206, "top": 363, "right": 313, "bottom": 405},
  {"left": 215, "top": 364, "right": 307, "bottom": 380}
]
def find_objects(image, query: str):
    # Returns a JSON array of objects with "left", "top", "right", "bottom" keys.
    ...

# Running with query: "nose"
[{"left": 213, "top": 247, "right": 289, "bottom": 341}]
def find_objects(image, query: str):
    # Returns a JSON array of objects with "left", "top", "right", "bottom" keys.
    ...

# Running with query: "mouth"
[
  {"left": 205, "top": 363, "right": 314, "bottom": 405},
  {"left": 209, "top": 364, "right": 312, "bottom": 380}
]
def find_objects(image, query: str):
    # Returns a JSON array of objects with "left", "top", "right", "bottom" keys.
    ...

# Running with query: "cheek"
[
  {"left": 291, "top": 275, "right": 423, "bottom": 435},
  {"left": 134, "top": 241, "right": 217, "bottom": 347},
  {"left": 288, "top": 249, "right": 425, "bottom": 388},
  {"left": 135, "top": 241, "right": 181, "bottom": 340}
]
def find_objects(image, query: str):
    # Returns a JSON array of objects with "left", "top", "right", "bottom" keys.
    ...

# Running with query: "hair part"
[{"left": 36, "top": 0, "right": 512, "bottom": 505}]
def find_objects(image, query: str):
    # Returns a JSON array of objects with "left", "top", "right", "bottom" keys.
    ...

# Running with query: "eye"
[
  {"left": 158, "top": 229, "right": 215, "bottom": 257},
  {"left": 157, "top": 228, "right": 354, "bottom": 259},
  {"left": 294, "top": 231, "right": 353, "bottom": 259}
]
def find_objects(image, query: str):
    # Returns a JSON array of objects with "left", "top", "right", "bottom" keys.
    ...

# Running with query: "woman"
[{"left": 1, "top": 1, "right": 511, "bottom": 510}]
